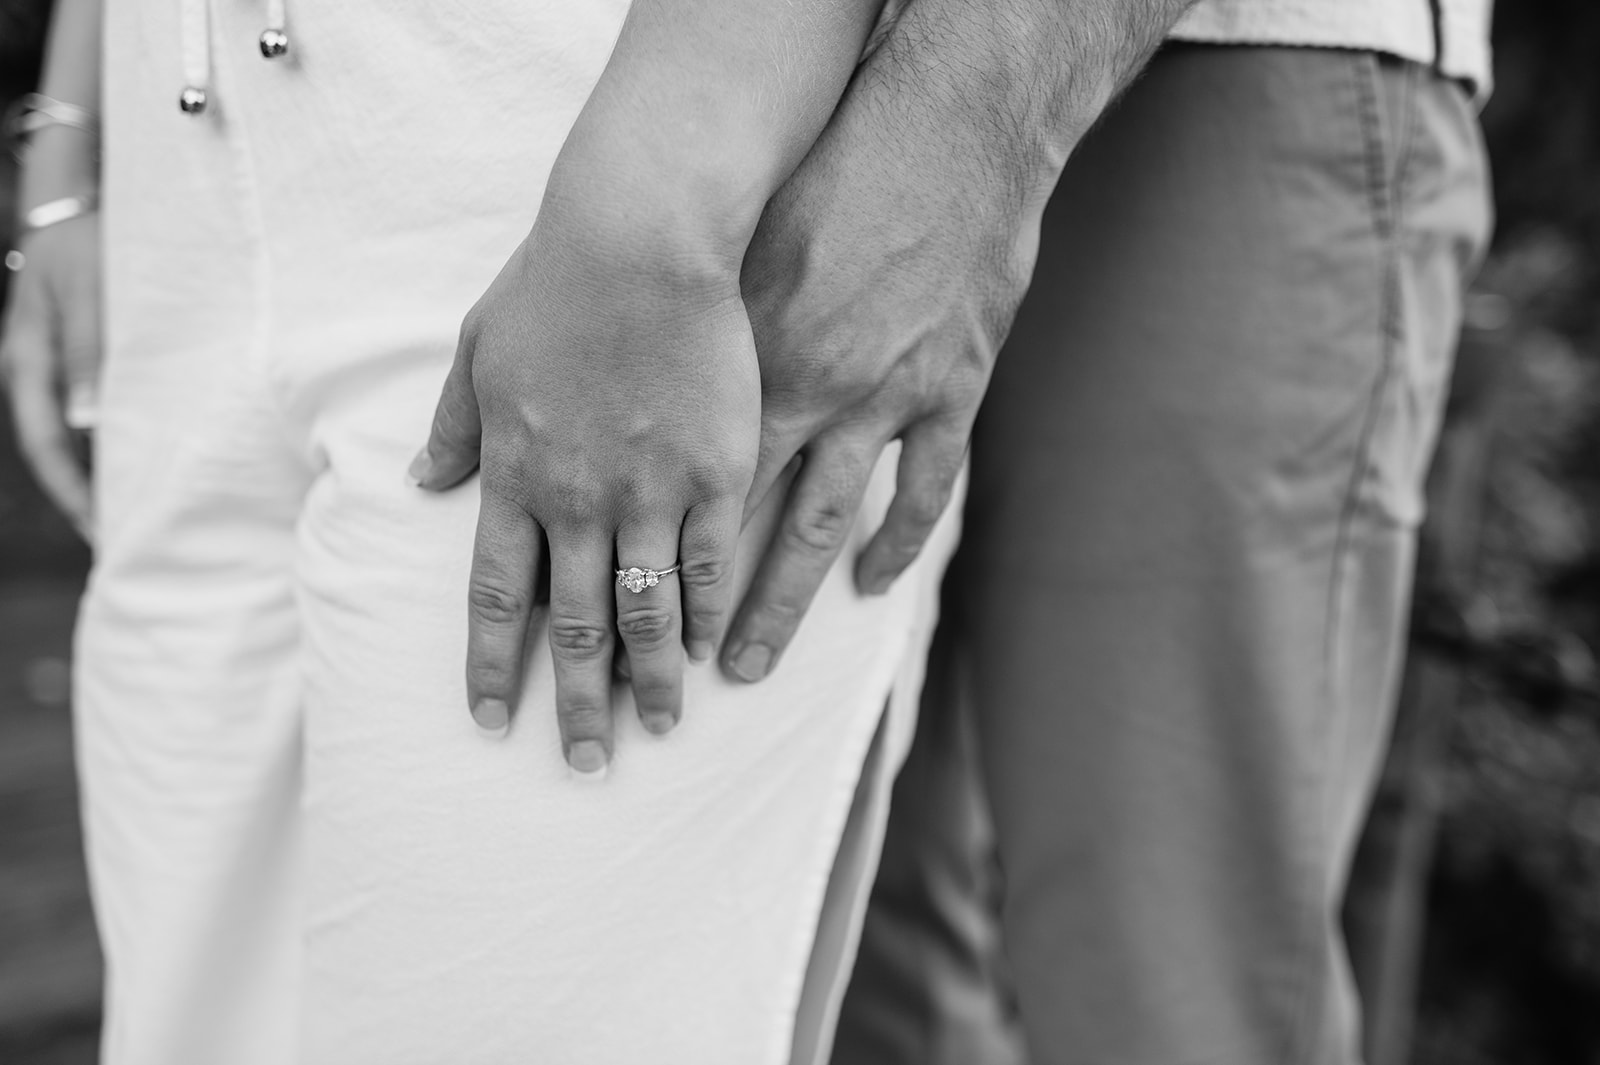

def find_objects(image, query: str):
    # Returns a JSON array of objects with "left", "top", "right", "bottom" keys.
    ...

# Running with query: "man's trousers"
[{"left": 833, "top": 44, "right": 1492, "bottom": 1065}]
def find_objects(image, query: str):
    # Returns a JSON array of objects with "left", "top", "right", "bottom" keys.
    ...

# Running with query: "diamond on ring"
[{"left": 616, "top": 565, "right": 679, "bottom": 594}]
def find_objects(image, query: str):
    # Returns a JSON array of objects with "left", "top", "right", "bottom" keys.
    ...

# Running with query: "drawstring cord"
[
  {"left": 178, "top": 0, "right": 290, "bottom": 115},
  {"left": 178, "top": 0, "right": 211, "bottom": 112},
  {"left": 260, "top": 0, "right": 290, "bottom": 59}
]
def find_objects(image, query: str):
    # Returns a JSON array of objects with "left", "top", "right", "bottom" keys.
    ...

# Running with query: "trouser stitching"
[{"left": 1287, "top": 51, "right": 1421, "bottom": 1065}]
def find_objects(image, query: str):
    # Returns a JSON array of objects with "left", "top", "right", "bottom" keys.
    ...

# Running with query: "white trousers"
[{"left": 78, "top": 2, "right": 960, "bottom": 1061}]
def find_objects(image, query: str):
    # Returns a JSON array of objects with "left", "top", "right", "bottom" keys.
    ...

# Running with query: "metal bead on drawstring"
[
  {"left": 178, "top": 86, "right": 208, "bottom": 114},
  {"left": 258, "top": 29, "right": 289, "bottom": 58}
]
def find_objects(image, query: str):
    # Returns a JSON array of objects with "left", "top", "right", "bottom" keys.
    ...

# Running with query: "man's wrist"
[{"left": 863, "top": 0, "right": 1195, "bottom": 210}]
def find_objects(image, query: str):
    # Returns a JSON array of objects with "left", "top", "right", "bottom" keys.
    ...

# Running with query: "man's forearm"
[{"left": 866, "top": 0, "right": 1197, "bottom": 226}]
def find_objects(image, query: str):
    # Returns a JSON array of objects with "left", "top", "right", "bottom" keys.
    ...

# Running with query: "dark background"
[{"left": 2, "top": 2, "right": 1599, "bottom": 1063}]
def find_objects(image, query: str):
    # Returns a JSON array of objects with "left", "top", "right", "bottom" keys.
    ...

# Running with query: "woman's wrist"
[
  {"left": 550, "top": 110, "right": 777, "bottom": 264},
  {"left": 539, "top": 143, "right": 761, "bottom": 297}
]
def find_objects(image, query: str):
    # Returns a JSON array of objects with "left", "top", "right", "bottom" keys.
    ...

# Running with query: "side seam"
[{"left": 1286, "top": 49, "right": 1422, "bottom": 1065}]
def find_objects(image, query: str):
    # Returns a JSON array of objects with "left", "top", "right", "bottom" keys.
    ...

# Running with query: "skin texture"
[
  {"left": 409, "top": 0, "right": 884, "bottom": 770},
  {"left": 722, "top": 0, "right": 1201, "bottom": 681},
  {"left": 6, "top": 0, "right": 1200, "bottom": 767},
  {"left": 418, "top": 209, "right": 761, "bottom": 767},
  {"left": 423, "top": 0, "right": 1200, "bottom": 718}
]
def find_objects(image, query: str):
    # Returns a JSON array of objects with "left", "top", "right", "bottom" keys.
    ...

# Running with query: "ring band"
[{"left": 616, "top": 564, "right": 680, "bottom": 594}]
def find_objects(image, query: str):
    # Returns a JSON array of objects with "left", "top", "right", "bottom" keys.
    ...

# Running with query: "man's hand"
[
  {"left": 721, "top": 0, "right": 1197, "bottom": 682},
  {"left": 720, "top": 97, "right": 1025, "bottom": 682}
]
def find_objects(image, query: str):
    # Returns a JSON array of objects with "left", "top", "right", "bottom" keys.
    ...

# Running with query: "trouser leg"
[
  {"left": 833, "top": 574, "right": 1028, "bottom": 1065},
  {"left": 958, "top": 46, "right": 1491, "bottom": 1065},
  {"left": 77, "top": 340, "right": 309, "bottom": 1065}
]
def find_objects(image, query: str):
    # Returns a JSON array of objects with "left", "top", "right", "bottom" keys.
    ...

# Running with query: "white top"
[{"left": 1171, "top": 0, "right": 1494, "bottom": 95}]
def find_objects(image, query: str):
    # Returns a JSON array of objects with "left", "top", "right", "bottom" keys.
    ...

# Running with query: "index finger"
[
  {"left": 465, "top": 491, "right": 545, "bottom": 738},
  {"left": 723, "top": 431, "right": 880, "bottom": 683}
]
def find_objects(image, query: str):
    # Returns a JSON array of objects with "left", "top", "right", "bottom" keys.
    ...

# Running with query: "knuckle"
[
  {"left": 754, "top": 596, "right": 805, "bottom": 631},
  {"left": 557, "top": 699, "right": 610, "bottom": 738},
  {"left": 468, "top": 579, "right": 530, "bottom": 625},
  {"left": 881, "top": 537, "right": 924, "bottom": 567},
  {"left": 793, "top": 345, "right": 867, "bottom": 406},
  {"left": 543, "top": 474, "right": 603, "bottom": 524},
  {"left": 616, "top": 607, "right": 675, "bottom": 646},
  {"left": 548, "top": 616, "right": 612, "bottom": 659},
  {"left": 899, "top": 494, "right": 947, "bottom": 532},
  {"left": 612, "top": 478, "right": 647, "bottom": 516},
  {"left": 677, "top": 557, "right": 728, "bottom": 590},
  {"left": 783, "top": 499, "right": 852, "bottom": 554},
  {"left": 684, "top": 601, "right": 723, "bottom": 636},
  {"left": 685, "top": 462, "right": 742, "bottom": 499}
]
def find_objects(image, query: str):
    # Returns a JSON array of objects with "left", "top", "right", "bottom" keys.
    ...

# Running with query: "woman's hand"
[
  {"left": 412, "top": 0, "right": 881, "bottom": 772},
  {"left": 1, "top": 210, "right": 101, "bottom": 541},
  {"left": 411, "top": 195, "right": 759, "bottom": 774}
]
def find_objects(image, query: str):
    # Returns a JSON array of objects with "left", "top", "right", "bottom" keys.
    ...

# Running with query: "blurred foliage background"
[
  {"left": 1403, "top": 3, "right": 1600, "bottom": 1061},
  {"left": 2, "top": 1, "right": 1599, "bottom": 1062}
]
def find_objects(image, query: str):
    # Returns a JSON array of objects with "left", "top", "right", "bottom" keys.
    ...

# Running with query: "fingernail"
[
  {"left": 729, "top": 643, "right": 773, "bottom": 683},
  {"left": 568, "top": 740, "right": 609, "bottom": 779},
  {"left": 863, "top": 574, "right": 893, "bottom": 596},
  {"left": 472, "top": 698, "right": 509, "bottom": 738},
  {"left": 641, "top": 711, "right": 677, "bottom": 736},
  {"left": 687, "top": 640, "right": 714, "bottom": 664},
  {"left": 405, "top": 447, "right": 431, "bottom": 488}
]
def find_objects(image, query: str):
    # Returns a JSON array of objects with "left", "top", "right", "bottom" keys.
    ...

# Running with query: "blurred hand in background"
[
  {"left": 1, "top": 206, "right": 99, "bottom": 541},
  {"left": 2, "top": 0, "right": 105, "bottom": 544}
]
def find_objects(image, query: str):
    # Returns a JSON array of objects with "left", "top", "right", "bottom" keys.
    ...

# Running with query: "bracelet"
[
  {"left": 23, "top": 193, "right": 98, "bottom": 232},
  {"left": 4, "top": 94, "right": 101, "bottom": 161},
  {"left": 4, "top": 194, "right": 100, "bottom": 273}
]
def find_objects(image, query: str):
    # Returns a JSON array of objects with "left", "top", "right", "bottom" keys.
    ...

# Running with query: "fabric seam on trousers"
[
  {"left": 773, "top": 624, "right": 917, "bottom": 1065},
  {"left": 1288, "top": 50, "right": 1420, "bottom": 1065},
  {"left": 790, "top": 701, "right": 893, "bottom": 1065}
]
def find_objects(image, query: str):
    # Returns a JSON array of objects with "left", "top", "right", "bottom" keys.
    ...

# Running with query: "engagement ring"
[{"left": 616, "top": 565, "right": 680, "bottom": 594}]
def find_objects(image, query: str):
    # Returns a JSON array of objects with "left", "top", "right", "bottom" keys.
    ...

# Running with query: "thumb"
[{"left": 409, "top": 343, "right": 483, "bottom": 491}]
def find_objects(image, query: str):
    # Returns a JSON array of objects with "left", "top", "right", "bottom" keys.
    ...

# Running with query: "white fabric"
[
  {"left": 84, "top": 1, "right": 961, "bottom": 1062},
  {"left": 176, "top": 0, "right": 209, "bottom": 96},
  {"left": 1172, "top": 0, "right": 1495, "bottom": 94}
]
